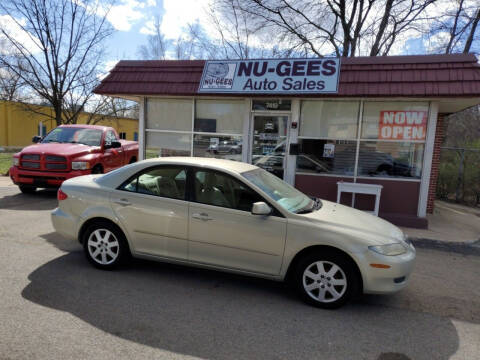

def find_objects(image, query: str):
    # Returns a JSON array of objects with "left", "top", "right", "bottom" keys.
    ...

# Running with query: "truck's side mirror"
[
  {"left": 32, "top": 135, "right": 42, "bottom": 143},
  {"left": 105, "top": 140, "right": 121, "bottom": 149}
]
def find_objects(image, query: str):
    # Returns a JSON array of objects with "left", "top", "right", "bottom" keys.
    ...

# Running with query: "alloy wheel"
[
  {"left": 87, "top": 229, "right": 120, "bottom": 265},
  {"left": 302, "top": 261, "right": 347, "bottom": 303}
]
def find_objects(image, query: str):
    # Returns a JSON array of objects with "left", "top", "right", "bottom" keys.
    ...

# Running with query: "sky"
[
  {"left": 0, "top": 0, "right": 477, "bottom": 76},
  {"left": 104, "top": 0, "right": 211, "bottom": 68}
]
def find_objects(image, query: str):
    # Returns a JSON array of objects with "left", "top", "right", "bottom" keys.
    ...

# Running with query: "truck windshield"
[
  {"left": 242, "top": 168, "right": 316, "bottom": 214},
  {"left": 42, "top": 127, "right": 103, "bottom": 146}
]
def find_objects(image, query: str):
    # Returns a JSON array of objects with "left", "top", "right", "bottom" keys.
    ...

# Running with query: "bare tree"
[
  {"left": 428, "top": 1, "right": 480, "bottom": 54},
  {"left": 84, "top": 96, "right": 138, "bottom": 124},
  {"left": 0, "top": 0, "right": 114, "bottom": 125},
  {"left": 0, "top": 62, "right": 25, "bottom": 101},
  {"left": 231, "top": 0, "right": 435, "bottom": 57},
  {"left": 137, "top": 15, "right": 168, "bottom": 60}
]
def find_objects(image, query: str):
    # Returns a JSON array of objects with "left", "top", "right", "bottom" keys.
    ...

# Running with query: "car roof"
[
  {"left": 95, "top": 157, "right": 259, "bottom": 189},
  {"left": 140, "top": 157, "right": 257, "bottom": 173},
  {"left": 58, "top": 124, "right": 109, "bottom": 131}
]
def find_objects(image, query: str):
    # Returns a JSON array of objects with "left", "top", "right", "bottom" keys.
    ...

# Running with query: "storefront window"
[
  {"left": 146, "top": 98, "right": 192, "bottom": 131},
  {"left": 193, "top": 134, "right": 243, "bottom": 161},
  {"left": 145, "top": 132, "right": 191, "bottom": 158},
  {"left": 195, "top": 99, "right": 244, "bottom": 134},
  {"left": 296, "top": 100, "right": 429, "bottom": 180},
  {"left": 357, "top": 142, "right": 424, "bottom": 179},
  {"left": 300, "top": 101, "right": 359, "bottom": 139},
  {"left": 296, "top": 140, "right": 357, "bottom": 175},
  {"left": 361, "top": 101, "right": 429, "bottom": 139}
]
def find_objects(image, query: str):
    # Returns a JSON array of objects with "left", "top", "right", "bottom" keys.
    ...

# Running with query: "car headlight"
[
  {"left": 13, "top": 157, "right": 19, "bottom": 166},
  {"left": 368, "top": 243, "right": 407, "bottom": 256},
  {"left": 71, "top": 161, "right": 90, "bottom": 170}
]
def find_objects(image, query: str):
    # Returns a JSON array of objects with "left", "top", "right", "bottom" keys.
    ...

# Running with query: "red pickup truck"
[{"left": 10, "top": 124, "right": 138, "bottom": 193}]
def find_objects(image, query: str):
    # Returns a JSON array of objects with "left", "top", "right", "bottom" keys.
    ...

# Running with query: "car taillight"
[{"left": 57, "top": 189, "right": 68, "bottom": 201}]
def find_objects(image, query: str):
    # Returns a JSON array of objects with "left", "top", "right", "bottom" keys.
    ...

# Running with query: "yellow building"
[{"left": 0, "top": 100, "right": 138, "bottom": 148}]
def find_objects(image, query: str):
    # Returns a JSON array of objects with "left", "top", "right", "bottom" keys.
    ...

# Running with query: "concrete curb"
[{"left": 410, "top": 237, "right": 480, "bottom": 256}]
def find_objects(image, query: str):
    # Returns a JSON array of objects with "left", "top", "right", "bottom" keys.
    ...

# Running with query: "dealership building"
[{"left": 95, "top": 54, "right": 480, "bottom": 228}]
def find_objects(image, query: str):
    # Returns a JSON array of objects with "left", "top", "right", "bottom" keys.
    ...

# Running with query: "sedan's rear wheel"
[
  {"left": 82, "top": 221, "right": 129, "bottom": 269},
  {"left": 294, "top": 251, "right": 359, "bottom": 309}
]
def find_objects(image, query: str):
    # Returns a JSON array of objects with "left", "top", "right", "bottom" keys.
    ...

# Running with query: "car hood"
[
  {"left": 20, "top": 143, "right": 99, "bottom": 157},
  {"left": 302, "top": 200, "right": 404, "bottom": 244}
]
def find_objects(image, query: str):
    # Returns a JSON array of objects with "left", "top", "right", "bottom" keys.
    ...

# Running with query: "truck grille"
[
  {"left": 20, "top": 154, "right": 69, "bottom": 172},
  {"left": 46, "top": 155, "right": 66, "bottom": 162},
  {"left": 46, "top": 163, "right": 67, "bottom": 170},
  {"left": 22, "top": 154, "right": 40, "bottom": 161},
  {"left": 22, "top": 161, "right": 41, "bottom": 169}
]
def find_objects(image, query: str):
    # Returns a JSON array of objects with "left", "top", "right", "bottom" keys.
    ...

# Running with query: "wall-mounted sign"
[
  {"left": 198, "top": 58, "right": 340, "bottom": 94},
  {"left": 323, "top": 143, "right": 335, "bottom": 158},
  {"left": 252, "top": 99, "right": 291, "bottom": 111},
  {"left": 378, "top": 111, "right": 427, "bottom": 140}
]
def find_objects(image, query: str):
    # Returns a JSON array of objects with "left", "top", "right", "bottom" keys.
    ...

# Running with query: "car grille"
[{"left": 20, "top": 154, "right": 69, "bottom": 172}]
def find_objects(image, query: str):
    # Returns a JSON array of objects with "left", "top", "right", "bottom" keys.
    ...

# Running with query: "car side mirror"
[
  {"left": 32, "top": 135, "right": 42, "bottom": 143},
  {"left": 105, "top": 140, "right": 121, "bottom": 149},
  {"left": 251, "top": 201, "right": 271, "bottom": 216}
]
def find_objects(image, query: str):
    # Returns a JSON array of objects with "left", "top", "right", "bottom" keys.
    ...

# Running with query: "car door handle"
[
  {"left": 192, "top": 212, "right": 213, "bottom": 221},
  {"left": 114, "top": 198, "right": 131, "bottom": 206}
]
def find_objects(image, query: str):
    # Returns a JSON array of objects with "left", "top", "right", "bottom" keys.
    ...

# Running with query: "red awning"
[{"left": 94, "top": 54, "right": 480, "bottom": 98}]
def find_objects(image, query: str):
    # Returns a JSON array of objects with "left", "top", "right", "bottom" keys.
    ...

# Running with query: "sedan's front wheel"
[
  {"left": 82, "top": 221, "right": 129, "bottom": 269},
  {"left": 294, "top": 251, "right": 359, "bottom": 309}
]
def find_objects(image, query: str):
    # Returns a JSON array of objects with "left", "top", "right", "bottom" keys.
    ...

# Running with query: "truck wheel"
[
  {"left": 129, "top": 157, "right": 137, "bottom": 164},
  {"left": 91, "top": 165, "right": 103, "bottom": 174},
  {"left": 19, "top": 185, "right": 37, "bottom": 194}
]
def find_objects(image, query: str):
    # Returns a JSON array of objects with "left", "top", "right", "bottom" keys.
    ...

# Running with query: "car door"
[
  {"left": 188, "top": 168, "right": 287, "bottom": 275},
  {"left": 103, "top": 130, "right": 124, "bottom": 172},
  {"left": 110, "top": 165, "right": 189, "bottom": 260}
]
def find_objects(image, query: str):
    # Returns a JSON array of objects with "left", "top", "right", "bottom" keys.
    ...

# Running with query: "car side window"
[
  {"left": 194, "top": 170, "right": 263, "bottom": 212},
  {"left": 120, "top": 166, "right": 187, "bottom": 200}
]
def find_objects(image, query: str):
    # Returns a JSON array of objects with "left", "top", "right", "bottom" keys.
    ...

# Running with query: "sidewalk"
[{"left": 401, "top": 200, "right": 480, "bottom": 244}]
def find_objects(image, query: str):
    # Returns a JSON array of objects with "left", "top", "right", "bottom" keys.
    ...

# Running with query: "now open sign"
[{"left": 378, "top": 111, "right": 427, "bottom": 140}]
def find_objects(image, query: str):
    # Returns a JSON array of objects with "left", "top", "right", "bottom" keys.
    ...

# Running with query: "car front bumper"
[
  {"left": 10, "top": 166, "right": 91, "bottom": 188},
  {"left": 354, "top": 244, "right": 416, "bottom": 294}
]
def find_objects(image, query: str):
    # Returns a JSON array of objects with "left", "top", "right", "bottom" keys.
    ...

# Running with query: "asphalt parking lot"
[{"left": 0, "top": 180, "right": 479, "bottom": 360}]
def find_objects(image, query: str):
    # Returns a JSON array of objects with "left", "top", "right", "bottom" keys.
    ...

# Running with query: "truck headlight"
[
  {"left": 71, "top": 161, "right": 90, "bottom": 170},
  {"left": 13, "top": 157, "right": 19, "bottom": 166},
  {"left": 368, "top": 243, "right": 407, "bottom": 256}
]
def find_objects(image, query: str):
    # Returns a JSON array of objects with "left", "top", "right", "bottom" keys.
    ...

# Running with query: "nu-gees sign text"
[{"left": 198, "top": 58, "right": 340, "bottom": 94}]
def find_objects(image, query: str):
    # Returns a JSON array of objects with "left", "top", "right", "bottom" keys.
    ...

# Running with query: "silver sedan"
[{"left": 51, "top": 157, "right": 415, "bottom": 308}]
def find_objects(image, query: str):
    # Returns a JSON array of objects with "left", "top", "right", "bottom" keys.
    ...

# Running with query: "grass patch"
[{"left": 0, "top": 152, "right": 14, "bottom": 176}]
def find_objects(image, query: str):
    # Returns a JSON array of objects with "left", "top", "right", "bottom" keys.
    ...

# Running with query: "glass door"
[{"left": 251, "top": 115, "right": 289, "bottom": 179}]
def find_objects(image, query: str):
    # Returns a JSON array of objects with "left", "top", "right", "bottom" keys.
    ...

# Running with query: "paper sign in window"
[{"left": 378, "top": 111, "right": 427, "bottom": 140}]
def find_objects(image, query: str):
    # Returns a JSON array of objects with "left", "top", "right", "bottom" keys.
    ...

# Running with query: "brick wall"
[{"left": 427, "top": 113, "right": 445, "bottom": 213}]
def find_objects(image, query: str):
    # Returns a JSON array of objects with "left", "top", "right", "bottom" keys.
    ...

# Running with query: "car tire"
[
  {"left": 19, "top": 185, "right": 37, "bottom": 194},
  {"left": 82, "top": 221, "right": 130, "bottom": 270},
  {"left": 91, "top": 165, "right": 103, "bottom": 174},
  {"left": 293, "top": 250, "right": 360, "bottom": 309}
]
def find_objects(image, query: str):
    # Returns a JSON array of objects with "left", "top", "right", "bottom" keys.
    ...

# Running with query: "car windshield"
[
  {"left": 242, "top": 168, "right": 315, "bottom": 213},
  {"left": 42, "top": 127, "right": 103, "bottom": 146}
]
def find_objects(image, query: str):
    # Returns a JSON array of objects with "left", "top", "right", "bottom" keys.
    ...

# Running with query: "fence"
[{"left": 437, "top": 147, "right": 480, "bottom": 206}]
